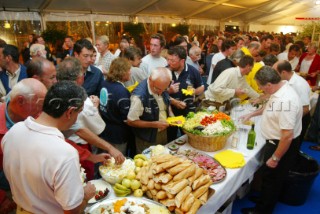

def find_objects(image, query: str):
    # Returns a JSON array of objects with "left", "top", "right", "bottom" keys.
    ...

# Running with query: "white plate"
[
  {"left": 142, "top": 146, "right": 170, "bottom": 159},
  {"left": 87, "top": 179, "right": 112, "bottom": 204},
  {"left": 86, "top": 196, "right": 170, "bottom": 214}
]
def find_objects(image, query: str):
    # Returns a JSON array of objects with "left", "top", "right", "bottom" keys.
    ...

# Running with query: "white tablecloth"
[{"left": 174, "top": 106, "right": 266, "bottom": 213}]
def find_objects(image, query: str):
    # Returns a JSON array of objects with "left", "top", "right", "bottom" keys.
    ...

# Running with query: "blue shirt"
[
  {"left": 83, "top": 65, "right": 104, "bottom": 97},
  {"left": 99, "top": 81, "right": 131, "bottom": 144},
  {"left": 170, "top": 63, "right": 203, "bottom": 116}
]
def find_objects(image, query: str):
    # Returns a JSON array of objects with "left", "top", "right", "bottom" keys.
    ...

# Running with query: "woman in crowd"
[
  {"left": 296, "top": 42, "right": 320, "bottom": 86},
  {"left": 99, "top": 58, "right": 132, "bottom": 155}
]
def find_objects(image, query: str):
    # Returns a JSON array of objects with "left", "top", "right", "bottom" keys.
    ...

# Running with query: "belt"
[{"left": 266, "top": 139, "right": 280, "bottom": 146}]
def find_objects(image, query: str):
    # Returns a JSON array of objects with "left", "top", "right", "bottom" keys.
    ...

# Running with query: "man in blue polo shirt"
[
  {"left": 167, "top": 46, "right": 204, "bottom": 141},
  {"left": 74, "top": 39, "right": 104, "bottom": 97}
]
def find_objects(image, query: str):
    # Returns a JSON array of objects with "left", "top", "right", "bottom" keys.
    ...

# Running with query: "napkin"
[
  {"left": 214, "top": 150, "right": 246, "bottom": 168},
  {"left": 166, "top": 115, "right": 185, "bottom": 127}
]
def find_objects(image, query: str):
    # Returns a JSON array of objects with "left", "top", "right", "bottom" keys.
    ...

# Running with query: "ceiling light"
[
  {"left": 316, "top": 0, "right": 320, "bottom": 5},
  {"left": 4, "top": 21, "right": 10, "bottom": 29},
  {"left": 171, "top": 23, "right": 177, "bottom": 27}
]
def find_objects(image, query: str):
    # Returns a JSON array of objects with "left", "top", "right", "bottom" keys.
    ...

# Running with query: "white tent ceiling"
[{"left": 0, "top": 0, "right": 319, "bottom": 25}]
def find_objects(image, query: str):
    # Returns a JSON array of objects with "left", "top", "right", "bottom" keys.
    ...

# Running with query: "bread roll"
[
  {"left": 146, "top": 190, "right": 153, "bottom": 199},
  {"left": 173, "top": 164, "right": 196, "bottom": 181},
  {"left": 150, "top": 189, "right": 158, "bottom": 196},
  {"left": 175, "top": 186, "right": 192, "bottom": 208},
  {"left": 188, "top": 167, "right": 204, "bottom": 183},
  {"left": 192, "top": 174, "right": 211, "bottom": 190},
  {"left": 186, "top": 198, "right": 201, "bottom": 214},
  {"left": 163, "top": 179, "right": 189, "bottom": 195},
  {"left": 147, "top": 179, "right": 155, "bottom": 190},
  {"left": 167, "top": 161, "right": 192, "bottom": 176},
  {"left": 199, "top": 190, "right": 208, "bottom": 204},
  {"left": 140, "top": 167, "right": 149, "bottom": 185},
  {"left": 153, "top": 158, "right": 182, "bottom": 174},
  {"left": 151, "top": 154, "right": 173, "bottom": 164},
  {"left": 166, "top": 192, "right": 175, "bottom": 199},
  {"left": 175, "top": 207, "right": 184, "bottom": 214},
  {"left": 153, "top": 172, "right": 173, "bottom": 184},
  {"left": 160, "top": 198, "right": 176, "bottom": 207},
  {"left": 181, "top": 194, "right": 195, "bottom": 212},
  {"left": 192, "top": 182, "right": 212, "bottom": 199},
  {"left": 154, "top": 182, "right": 162, "bottom": 190},
  {"left": 156, "top": 190, "right": 167, "bottom": 200}
]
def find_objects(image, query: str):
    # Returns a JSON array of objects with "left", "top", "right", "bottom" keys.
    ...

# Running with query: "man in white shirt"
[
  {"left": 205, "top": 55, "right": 259, "bottom": 105},
  {"left": 2, "top": 81, "right": 96, "bottom": 213},
  {"left": 96, "top": 35, "right": 115, "bottom": 76},
  {"left": 207, "top": 39, "right": 236, "bottom": 84},
  {"left": 241, "top": 66, "right": 302, "bottom": 214},
  {"left": 277, "top": 44, "right": 300, "bottom": 71},
  {"left": 274, "top": 60, "right": 311, "bottom": 146},
  {"left": 140, "top": 33, "right": 167, "bottom": 75}
]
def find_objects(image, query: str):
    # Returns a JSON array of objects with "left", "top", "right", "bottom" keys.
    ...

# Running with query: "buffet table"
[{"left": 174, "top": 106, "right": 266, "bottom": 214}]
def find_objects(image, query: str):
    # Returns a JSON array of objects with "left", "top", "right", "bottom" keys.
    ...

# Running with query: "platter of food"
[
  {"left": 87, "top": 179, "right": 111, "bottom": 204},
  {"left": 86, "top": 196, "right": 170, "bottom": 214},
  {"left": 176, "top": 149, "right": 227, "bottom": 183}
]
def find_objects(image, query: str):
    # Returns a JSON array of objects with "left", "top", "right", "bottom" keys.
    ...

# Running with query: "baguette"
[
  {"left": 175, "top": 186, "right": 192, "bottom": 208},
  {"left": 188, "top": 167, "right": 204, "bottom": 183},
  {"left": 160, "top": 198, "right": 176, "bottom": 207},
  {"left": 192, "top": 174, "right": 211, "bottom": 190},
  {"left": 153, "top": 172, "right": 173, "bottom": 184},
  {"left": 181, "top": 194, "right": 195, "bottom": 212},
  {"left": 163, "top": 179, "right": 189, "bottom": 195},
  {"left": 147, "top": 179, "right": 155, "bottom": 190},
  {"left": 153, "top": 158, "right": 182, "bottom": 174},
  {"left": 140, "top": 167, "right": 149, "bottom": 185},
  {"left": 175, "top": 207, "right": 185, "bottom": 214},
  {"left": 167, "top": 161, "right": 192, "bottom": 176},
  {"left": 199, "top": 190, "right": 208, "bottom": 204},
  {"left": 166, "top": 192, "right": 175, "bottom": 199},
  {"left": 151, "top": 154, "right": 173, "bottom": 164},
  {"left": 192, "top": 182, "right": 212, "bottom": 199},
  {"left": 173, "top": 164, "right": 196, "bottom": 181},
  {"left": 186, "top": 198, "right": 201, "bottom": 214}
]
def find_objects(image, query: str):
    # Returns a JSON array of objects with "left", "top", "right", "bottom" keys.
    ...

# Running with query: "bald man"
[
  {"left": 127, "top": 67, "right": 173, "bottom": 153},
  {"left": 0, "top": 78, "right": 47, "bottom": 213},
  {"left": 26, "top": 57, "right": 57, "bottom": 89}
]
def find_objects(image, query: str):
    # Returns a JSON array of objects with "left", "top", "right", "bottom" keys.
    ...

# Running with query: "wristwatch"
[{"left": 272, "top": 154, "right": 280, "bottom": 162}]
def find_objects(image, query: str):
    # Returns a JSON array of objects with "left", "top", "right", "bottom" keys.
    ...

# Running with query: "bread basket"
[{"left": 183, "top": 130, "right": 233, "bottom": 152}]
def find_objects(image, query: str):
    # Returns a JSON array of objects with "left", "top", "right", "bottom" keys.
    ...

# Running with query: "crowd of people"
[{"left": 0, "top": 29, "right": 319, "bottom": 213}]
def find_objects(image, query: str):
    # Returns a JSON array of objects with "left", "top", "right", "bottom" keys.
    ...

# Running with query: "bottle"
[
  {"left": 247, "top": 124, "right": 256, "bottom": 150},
  {"left": 231, "top": 131, "right": 239, "bottom": 149}
]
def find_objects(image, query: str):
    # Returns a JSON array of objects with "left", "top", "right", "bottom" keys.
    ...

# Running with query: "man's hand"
[
  {"left": 87, "top": 153, "right": 111, "bottom": 164},
  {"left": 90, "top": 95, "right": 100, "bottom": 108},
  {"left": 156, "top": 121, "right": 169, "bottom": 131},
  {"left": 266, "top": 158, "right": 278, "bottom": 168},
  {"left": 168, "top": 81, "right": 180, "bottom": 94},
  {"left": 235, "top": 88, "right": 246, "bottom": 96},
  {"left": 239, "top": 113, "right": 252, "bottom": 123},
  {"left": 83, "top": 182, "right": 96, "bottom": 201},
  {"left": 108, "top": 147, "right": 125, "bottom": 165},
  {"left": 173, "top": 100, "right": 187, "bottom": 109}
]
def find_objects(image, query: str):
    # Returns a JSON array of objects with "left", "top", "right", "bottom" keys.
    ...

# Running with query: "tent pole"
[
  {"left": 90, "top": 14, "right": 96, "bottom": 44},
  {"left": 40, "top": 12, "right": 46, "bottom": 31}
]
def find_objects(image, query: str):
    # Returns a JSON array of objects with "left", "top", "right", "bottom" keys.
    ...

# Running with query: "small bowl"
[{"left": 99, "top": 158, "right": 135, "bottom": 184}]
